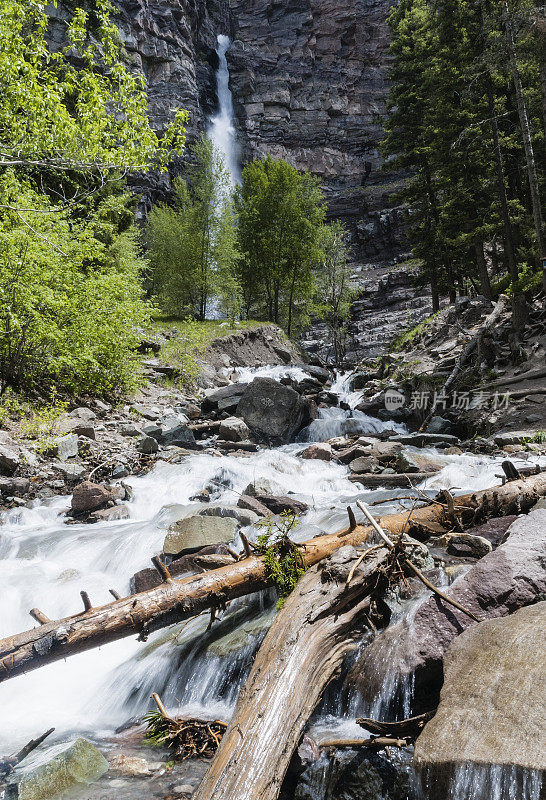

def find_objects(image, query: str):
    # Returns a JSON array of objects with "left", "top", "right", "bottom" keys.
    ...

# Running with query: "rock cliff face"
[
  {"left": 227, "top": 0, "right": 404, "bottom": 258},
  {"left": 108, "top": 0, "right": 402, "bottom": 257}
]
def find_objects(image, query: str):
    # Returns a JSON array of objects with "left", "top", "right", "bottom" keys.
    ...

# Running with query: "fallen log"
[
  {"left": 191, "top": 545, "right": 391, "bottom": 800},
  {"left": 1, "top": 473, "right": 545, "bottom": 684},
  {"left": 348, "top": 472, "right": 439, "bottom": 488}
]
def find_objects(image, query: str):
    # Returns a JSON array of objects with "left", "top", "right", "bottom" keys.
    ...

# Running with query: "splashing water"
[{"left": 208, "top": 34, "right": 240, "bottom": 186}]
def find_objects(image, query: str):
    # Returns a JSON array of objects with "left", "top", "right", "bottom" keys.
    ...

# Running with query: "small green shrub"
[
  {"left": 532, "top": 430, "right": 546, "bottom": 444},
  {"left": 20, "top": 391, "right": 68, "bottom": 452},
  {"left": 256, "top": 512, "right": 306, "bottom": 609}
]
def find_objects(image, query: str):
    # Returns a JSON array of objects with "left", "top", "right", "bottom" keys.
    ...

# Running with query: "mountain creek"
[{"left": 1, "top": 343, "right": 545, "bottom": 800}]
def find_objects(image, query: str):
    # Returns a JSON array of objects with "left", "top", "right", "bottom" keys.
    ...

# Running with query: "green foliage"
[
  {"left": 147, "top": 137, "right": 241, "bottom": 320},
  {"left": 235, "top": 156, "right": 326, "bottom": 336},
  {"left": 383, "top": 0, "right": 545, "bottom": 304},
  {"left": 532, "top": 430, "right": 546, "bottom": 444},
  {"left": 390, "top": 312, "right": 440, "bottom": 352},
  {"left": 256, "top": 512, "right": 306, "bottom": 609},
  {"left": 0, "top": 176, "right": 149, "bottom": 395},
  {"left": 313, "top": 222, "right": 355, "bottom": 365},
  {"left": 150, "top": 317, "right": 263, "bottom": 387},
  {"left": 0, "top": 0, "right": 186, "bottom": 174},
  {"left": 20, "top": 392, "right": 69, "bottom": 452}
]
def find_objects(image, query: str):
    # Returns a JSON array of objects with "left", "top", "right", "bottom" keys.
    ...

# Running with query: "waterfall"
[{"left": 208, "top": 34, "right": 240, "bottom": 186}]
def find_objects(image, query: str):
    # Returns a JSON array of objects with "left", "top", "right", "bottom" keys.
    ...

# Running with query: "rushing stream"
[{"left": 1, "top": 368, "right": 544, "bottom": 799}]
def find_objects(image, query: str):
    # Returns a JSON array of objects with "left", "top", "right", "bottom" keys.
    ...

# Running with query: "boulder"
[
  {"left": 69, "top": 407, "right": 96, "bottom": 421},
  {"left": 131, "top": 544, "right": 234, "bottom": 593},
  {"left": 414, "top": 602, "right": 546, "bottom": 796},
  {"left": 237, "top": 495, "right": 272, "bottom": 517},
  {"left": 0, "top": 444, "right": 20, "bottom": 475},
  {"left": 90, "top": 504, "right": 130, "bottom": 523},
  {"left": 197, "top": 504, "right": 259, "bottom": 527},
  {"left": 158, "top": 416, "right": 195, "bottom": 447},
  {"left": 395, "top": 450, "right": 444, "bottom": 474},
  {"left": 50, "top": 434, "right": 79, "bottom": 461},
  {"left": 300, "top": 443, "right": 333, "bottom": 461},
  {"left": 426, "top": 416, "right": 453, "bottom": 435},
  {"left": 461, "top": 515, "right": 518, "bottom": 548},
  {"left": 51, "top": 463, "right": 86, "bottom": 483},
  {"left": 71, "top": 481, "right": 115, "bottom": 514},
  {"left": 369, "top": 441, "right": 403, "bottom": 463},
  {"left": 73, "top": 424, "right": 95, "bottom": 440},
  {"left": 0, "top": 476, "right": 30, "bottom": 496},
  {"left": 201, "top": 384, "right": 246, "bottom": 414},
  {"left": 163, "top": 515, "right": 238, "bottom": 557},
  {"left": 254, "top": 494, "right": 309, "bottom": 516},
  {"left": 7, "top": 738, "right": 108, "bottom": 800},
  {"left": 119, "top": 422, "right": 142, "bottom": 437},
  {"left": 304, "top": 365, "right": 331, "bottom": 384},
  {"left": 136, "top": 435, "right": 159, "bottom": 455},
  {"left": 219, "top": 416, "right": 251, "bottom": 442},
  {"left": 349, "top": 456, "right": 379, "bottom": 474},
  {"left": 243, "top": 477, "right": 285, "bottom": 498},
  {"left": 349, "top": 510, "right": 546, "bottom": 713},
  {"left": 236, "top": 377, "right": 315, "bottom": 443},
  {"left": 445, "top": 532, "right": 492, "bottom": 559}
]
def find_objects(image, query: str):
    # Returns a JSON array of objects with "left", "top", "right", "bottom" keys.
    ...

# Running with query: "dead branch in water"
[
  {"left": 144, "top": 693, "right": 227, "bottom": 761},
  {"left": 0, "top": 728, "right": 55, "bottom": 779}
]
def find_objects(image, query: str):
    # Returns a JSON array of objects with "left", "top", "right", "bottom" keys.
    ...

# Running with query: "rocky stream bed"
[{"left": 0, "top": 329, "right": 545, "bottom": 800}]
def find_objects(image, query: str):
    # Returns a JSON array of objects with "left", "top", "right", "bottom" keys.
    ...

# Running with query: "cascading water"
[{"left": 207, "top": 34, "right": 240, "bottom": 186}]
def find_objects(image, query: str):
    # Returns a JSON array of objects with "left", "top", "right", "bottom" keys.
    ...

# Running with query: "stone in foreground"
[
  {"left": 7, "top": 738, "right": 108, "bottom": 800},
  {"left": 164, "top": 515, "right": 238, "bottom": 557},
  {"left": 414, "top": 602, "right": 546, "bottom": 798}
]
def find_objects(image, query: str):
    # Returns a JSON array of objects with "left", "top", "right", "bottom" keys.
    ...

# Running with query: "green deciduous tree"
[
  {"left": 236, "top": 156, "right": 326, "bottom": 335},
  {"left": 314, "top": 222, "right": 354, "bottom": 365},
  {"left": 147, "top": 137, "right": 241, "bottom": 320}
]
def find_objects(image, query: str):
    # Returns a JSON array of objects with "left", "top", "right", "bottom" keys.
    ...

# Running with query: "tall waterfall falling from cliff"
[{"left": 208, "top": 34, "right": 240, "bottom": 185}]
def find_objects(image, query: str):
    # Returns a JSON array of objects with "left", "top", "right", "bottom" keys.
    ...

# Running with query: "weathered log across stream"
[{"left": 1, "top": 472, "right": 545, "bottom": 684}]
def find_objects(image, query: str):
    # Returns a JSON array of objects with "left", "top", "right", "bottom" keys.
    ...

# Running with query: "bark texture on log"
[
  {"left": 1, "top": 473, "right": 545, "bottom": 683},
  {"left": 192, "top": 545, "right": 389, "bottom": 800}
]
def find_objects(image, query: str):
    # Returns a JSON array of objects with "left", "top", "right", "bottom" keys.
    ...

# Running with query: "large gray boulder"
[
  {"left": 349, "top": 510, "right": 546, "bottom": 713},
  {"left": 163, "top": 515, "right": 238, "bottom": 557},
  {"left": 236, "top": 377, "right": 316, "bottom": 443},
  {"left": 7, "top": 738, "right": 108, "bottom": 800},
  {"left": 414, "top": 602, "right": 546, "bottom": 796},
  {"left": 201, "top": 383, "right": 246, "bottom": 414}
]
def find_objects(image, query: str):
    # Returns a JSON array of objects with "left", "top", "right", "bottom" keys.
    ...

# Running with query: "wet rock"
[
  {"left": 493, "top": 431, "right": 530, "bottom": 447},
  {"left": 7, "top": 738, "right": 108, "bottom": 800},
  {"left": 237, "top": 495, "right": 272, "bottom": 517},
  {"left": 89, "top": 504, "right": 130, "bottom": 523},
  {"left": 349, "top": 456, "right": 380, "bottom": 474},
  {"left": 108, "top": 754, "right": 156, "bottom": 777},
  {"left": 219, "top": 416, "right": 250, "bottom": 442},
  {"left": 236, "top": 377, "right": 316, "bottom": 443},
  {"left": 459, "top": 515, "right": 518, "bottom": 548},
  {"left": 426, "top": 416, "right": 452, "bottom": 435},
  {"left": 395, "top": 450, "right": 444, "bottom": 474},
  {"left": 198, "top": 504, "right": 258, "bottom": 527},
  {"left": 164, "top": 515, "right": 238, "bottom": 557},
  {"left": 0, "top": 476, "right": 30, "bottom": 496},
  {"left": 350, "top": 510, "right": 546, "bottom": 713},
  {"left": 445, "top": 533, "right": 492, "bottom": 559},
  {"left": 136, "top": 435, "right": 159, "bottom": 454},
  {"left": 243, "top": 477, "right": 285, "bottom": 497},
  {"left": 71, "top": 481, "right": 116, "bottom": 514},
  {"left": 158, "top": 416, "right": 196, "bottom": 447},
  {"left": 300, "top": 443, "right": 333, "bottom": 461},
  {"left": 206, "top": 609, "right": 276, "bottom": 657},
  {"left": 370, "top": 441, "right": 403, "bottom": 463},
  {"left": 305, "top": 365, "right": 331, "bottom": 384},
  {"left": 414, "top": 602, "right": 546, "bottom": 792},
  {"left": 389, "top": 433, "right": 460, "bottom": 447},
  {"left": 131, "top": 544, "right": 235, "bottom": 592},
  {"left": 255, "top": 494, "right": 309, "bottom": 516},
  {"left": 142, "top": 422, "right": 163, "bottom": 439}
]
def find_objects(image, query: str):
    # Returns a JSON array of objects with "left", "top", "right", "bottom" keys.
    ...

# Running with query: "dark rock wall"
[
  {"left": 227, "top": 0, "right": 405, "bottom": 258},
  {"left": 107, "top": 0, "right": 404, "bottom": 256}
]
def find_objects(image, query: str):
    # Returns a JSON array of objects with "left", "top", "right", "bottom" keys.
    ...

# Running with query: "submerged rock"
[
  {"left": 414, "top": 602, "right": 546, "bottom": 797},
  {"left": 7, "top": 738, "right": 108, "bottom": 800}
]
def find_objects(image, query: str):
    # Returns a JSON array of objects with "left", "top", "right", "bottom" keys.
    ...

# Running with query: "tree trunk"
[
  {"left": 503, "top": 1, "right": 546, "bottom": 270},
  {"left": 475, "top": 241, "right": 492, "bottom": 299},
  {"left": 2, "top": 470, "right": 545, "bottom": 684},
  {"left": 192, "top": 546, "right": 389, "bottom": 800}
]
